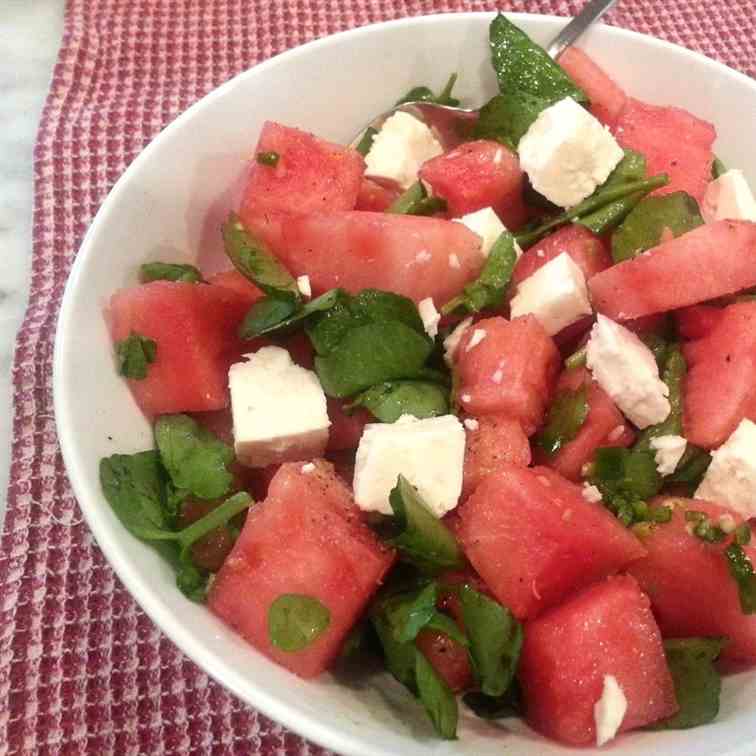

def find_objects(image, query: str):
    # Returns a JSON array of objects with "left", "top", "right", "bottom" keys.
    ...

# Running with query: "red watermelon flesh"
[
  {"left": 455, "top": 462, "right": 646, "bottom": 620},
  {"left": 675, "top": 304, "right": 725, "bottom": 340},
  {"left": 418, "top": 140, "right": 527, "bottom": 229},
  {"left": 558, "top": 47, "right": 627, "bottom": 128},
  {"left": 416, "top": 629, "right": 474, "bottom": 693},
  {"left": 519, "top": 574, "right": 677, "bottom": 745},
  {"left": 206, "top": 269, "right": 264, "bottom": 307},
  {"left": 613, "top": 97, "right": 715, "bottom": 201},
  {"left": 326, "top": 397, "right": 371, "bottom": 452},
  {"left": 109, "top": 281, "right": 250, "bottom": 416},
  {"left": 240, "top": 121, "right": 365, "bottom": 216},
  {"left": 454, "top": 316, "right": 560, "bottom": 435},
  {"left": 355, "top": 177, "right": 401, "bottom": 212},
  {"left": 627, "top": 498, "right": 756, "bottom": 663},
  {"left": 589, "top": 220, "right": 756, "bottom": 320},
  {"left": 208, "top": 460, "right": 394, "bottom": 678}
]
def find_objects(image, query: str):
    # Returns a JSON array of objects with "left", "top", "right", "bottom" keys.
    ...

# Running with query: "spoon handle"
[{"left": 546, "top": 0, "right": 620, "bottom": 59}]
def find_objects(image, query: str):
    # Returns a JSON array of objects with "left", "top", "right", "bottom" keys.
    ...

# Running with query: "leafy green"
[
  {"left": 386, "top": 181, "right": 447, "bottom": 216},
  {"left": 347, "top": 381, "right": 449, "bottom": 423},
  {"left": 256, "top": 150, "right": 280, "bottom": 166},
  {"left": 685, "top": 510, "right": 727, "bottom": 544},
  {"left": 139, "top": 262, "right": 204, "bottom": 284},
  {"left": 712, "top": 156, "right": 727, "bottom": 179},
  {"left": 666, "top": 445, "right": 711, "bottom": 490},
  {"left": 396, "top": 73, "right": 460, "bottom": 107},
  {"left": 536, "top": 386, "right": 589, "bottom": 456},
  {"left": 385, "top": 582, "right": 441, "bottom": 643},
  {"left": 463, "top": 684, "right": 522, "bottom": 720},
  {"left": 115, "top": 332, "right": 157, "bottom": 380},
  {"left": 472, "top": 92, "right": 550, "bottom": 149},
  {"left": 268, "top": 594, "right": 331, "bottom": 651},
  {"left": 640, "top": 331, "right": 671, "bottom": 368},
  {"left": 442, "top": 230, "right": 519, "bottom": 315},
  {"left": 612, "top": 192, "right": 704, "bottom": 263},
  {"left": 564, "top": 345, "right": 587, "bottom": 371},
  {"left": 371, "top": 603, "right": 419, "bottom": 690},
  {"left": 415, "top": 650, "right": 458, "bottom": 739},
  {"left": 725, "top": 543, "right": 756, "bottom": 614},
  {"left": 155, "top": 414, "right": 234, "bottom": 500},
  {"left": 355, "top": 126, "right": 378, "bottom": 156}
]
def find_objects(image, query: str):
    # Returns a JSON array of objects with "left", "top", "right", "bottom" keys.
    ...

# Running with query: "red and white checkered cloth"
[{"left": 1, "top": 0, "right": 753, "bottom": 753}]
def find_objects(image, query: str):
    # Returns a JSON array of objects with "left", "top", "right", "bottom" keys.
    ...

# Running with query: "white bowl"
[{"left": 54, "top": 12, "right": 756, "bottom": 756}]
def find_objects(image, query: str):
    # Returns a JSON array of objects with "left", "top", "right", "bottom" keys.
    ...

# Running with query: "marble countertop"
[{"left": 0, "top": 1, "right": 65, "bottom": 523}]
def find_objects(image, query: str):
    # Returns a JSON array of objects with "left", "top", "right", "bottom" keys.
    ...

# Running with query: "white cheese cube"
[
  {"left": 582, "top": 483, "right": 603, "bottom": 504},
  {"left": 418, "top": 297, "right": 441, "bottom": 339},
  {"left": 594, "top": 675, "right": 627, "bottom": 747},
  {"left": 296, "top": 275, "right": 311, "bottom": 298},
  {"left": 509, "top": 252, "right": 592, "bottom": 335},
  {"left": 452, "top": 207, "right": 520, "bottom": 258},
  {"left": 353, "top": 414, "right": 466, "bottom": 516},
  {"left": 586, "top": 315, "right": 671, "bottom": 429},
  {"left": 702, "top": 169, "right": 756, "bottom": 223},
  {"left": 518, "top": 97, "right": 624, "bottom": 208},
  {"left": 695, "top": 419, "right": 756, "bottom": 517},
  {"left": 365, "top": 111, "right": 443, "bottom": 190},
  {"left": 229, "top": 346, "right": 330, "bottom": 468},
  {"left": 650, "top": 434, "right": 687, "bottom": 476},
  {"left": 443, "top": 316, "right": 473, "bottom": 366}
]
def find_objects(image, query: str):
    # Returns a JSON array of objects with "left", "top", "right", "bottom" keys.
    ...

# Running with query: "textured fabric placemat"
[{"left": 1, "top": 0, "right": 754, "bottom": 753}]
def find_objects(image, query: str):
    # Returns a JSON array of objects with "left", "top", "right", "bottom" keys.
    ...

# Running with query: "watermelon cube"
[
  {"left": 355, "top": 177, "right": 401, "bottom": 212},
  {"left": 206, "top": 269, "right": 264, "bottom": 307},
  {"left": 519, "top": 575, "right": 677, "bottom": 745},
  {"left": 675, "top": 304, "right": 725, "bottom": 341},
  {"left": 454, "top": 316, "right": 560, "bottom": 435},
  {"left": 416, "top": 629, "right": 473, "bottom": 693},
  {"left": 589, "top": 220, "right": 756, "bottom": 320},
  {"left": 108, "top": 281, "right": 250, "bottom": 416},
  {"left": 208, "top": 460, "right": 394, "bottom": 678},
  {"left": 419, "top": 140, "right": 527, "bottom": 229},
  {"left": 455, "top": 463, "right": 646, "bottom": 619},
  {"left": 614, "top": 97, "right": 716, "bottom": 201},
  {"left": 326, "top": 397, "right": 372, "bottom": 452},
  {"left": 239, "top": 121, "right": 365, "bottom": 216},
  {"left": 627, "top": 498, "right": 756, "bottom": 663}
]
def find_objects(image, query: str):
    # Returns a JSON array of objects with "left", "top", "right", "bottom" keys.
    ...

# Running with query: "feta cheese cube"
[
  {"left": 582, "top": 483, "right": 603, "bottom": 503},
  {"left": 650, "top": 434, "right": 687, "bottom": 476},
  {"left": 365, "top": 111, "right": 443, "bottom": 190},
  {"left": 509, "top": 252, "right": 592, "bottom": 335},
  {"left": 587, "top": 315, "right": 671, "bottom": 429},
  {"left": 296, "top": 275, "right": 311, "bottom": 298},
  {"left": 702, "top": 169, "right": 756, "bottom": 223},
  {"left": 443, "top": 316, "right": 473, "bottom": 366},
  {"left": 353, "top": 414, "right": 466, "bottom": 516},
  {"left": 518, "top": 97, "right": 624, "bottom": 208},
  {"left": 452, "top": 207, "right": 520, "bottom": 258},
  {"left": 418, "top": 297, "right": 441, "bottom": 339},
  {"left": 695, "top": 419, "right": 756, "bottom": 517},
  {"left": 594, "top": 675, "right": 627, "bottom": 747},
  {"left": 229, "top": 346, "right": 330, "bottom": 468}
]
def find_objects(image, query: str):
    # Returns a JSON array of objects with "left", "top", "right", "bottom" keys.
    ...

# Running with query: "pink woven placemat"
[{"left": 1, "top": 0, "right": 754, "bottom": 753}]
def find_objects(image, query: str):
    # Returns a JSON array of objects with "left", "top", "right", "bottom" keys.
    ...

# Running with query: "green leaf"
[
  {"left": 592, "top": 447, "right": 663, "bottom": 501},
  {"left": 139, "top": 262, "right": 204, "bottom": 284},
  {"left": 415, "top": 649, "right": 458, "bottom": 739},
  {"left": 347, "top": 381, "right": 449, "bottom": 423},
  {"left": 536, "top": 386, "right": 589, "bottom": 456},
  {"left": 386, "top": 181, "right": 447, "bottom": 216},
  {"left": 424, "top": 612, "right": 469, "bottom": 647},
  {"left": 115, "top": 332, "right": 157, "bottom": 380},
  {"left": 459, "top": 585, "right": 523, "bottom": 697},
  {"left": 725, "top": 543, "right": 756, "bottom": 614},
  {"left": 385, "top": 582, "right": 440, "bottom": 643},
  {"left": 155, "top": 414, "right": 234, "bottom": 500},
  {"left": 442, "top": 230, "right": 519, "bottom": 315},
  {"left": 176, "top": 554, "right": 209, "bottom": 602},
  {"left": 611, "top": 192, "right": 704, "bottom": 263},
  {"left": 564, "top": 345, "right": 587, "bottom": 371},
  {"left": 650, "top": 638, "right": 725, "bottom": 729},
  {"left": 268, "top": 594, "right": 331, "bottom": 652},
  {"left": 463, "top": 684, "right": 522, "bottom": 720},
  {"left": 175, "top": 492, "right": 252, "bottom": 557},
  {"left": 370, "top": 601, "right": 419, "bottom": 690},
  {"left": 396, "top": 73, "right": 460, "bottom": 107},
  {"left": 472, "top": 92, "right": 551, "bottom": 149},
  {"left": 712, "top": 156, "right": 727, "bottom": 180},
  {"left": 355, "top": 126, "right": 378, "bottom": 157},
  {"left": 666, "top": 445, "right": 711, "bottom": 490}
]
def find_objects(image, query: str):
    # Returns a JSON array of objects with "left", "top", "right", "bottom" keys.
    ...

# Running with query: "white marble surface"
[{"left": 0, "top": 1, "right": 65, "bottom": 522}]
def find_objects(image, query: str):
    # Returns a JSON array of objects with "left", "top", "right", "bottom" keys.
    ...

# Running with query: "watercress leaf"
[
  {"left": 176, "top": 492, "right": 252, "bottom": 557},
  {"left": 350, "top": 290, "right": 427, "bottom": 334},
  {"left": 385, "top": 582, "right": 440, "bottom": 643},
  {"left": 176, "top": 554, "right": 209, "bottom": 602},
  {"left": 650, "top": 638, "right": 726, "bottom": 729},
  {"left": 472, "top": 92, "right": 550, "bottom": 149},
  {"left": 268, "top": 594, "right": 331, "bottom": 652},
  {"left": 425, "top": 612, "right": 469, "bottom": 647},
  {"left": 115, "top": 332, "right": 157, "bottom": 380},
  {"left": 612, "top": 192, "right": 704, "bottom": 263},
  {"left": 536, "top": 385, "right": 589, "bottom": 456},
  {"left": 640, "top": 331, "right": 671, "bottom": 369},
  {"left": 591, "top": 447, "right": 663, "bottom": 502},
  {"left": 396, "top": 73, "right": 460, "bottom": 107},
  {"left": 725, "top": 543, "right": 756, "bottom": 614},
  {"left": 712, "top": 156, "right": 727, "bottom": 180},
  {"left": 370, "top": 603, "right": 419, "bottom": 691},
  {"left": 155, "top": 414, "right": 234, "bottom": 500},
  {"left": 415, "top": 649, "right": 458, "bottom": 740},
  {"left": 139, "top": 262, "right": 204, "bottom": 284},
  {"left": 386, "top": 181, "right": 447, "bottom": 216},
  {"left": 347, "top": 381, "right": 449, "bottom": 423},
  {"left": 463, "top": 684, "right": 523, "bottom": 720},
  {"left": 459, "top": 585, "right": 523, "bottom": 697},
  {"left": 666, "top": 445, "right": 711, "bottom": 490},
  {"left": 355, "top": 126, "right": 378, "bottom": 156}
]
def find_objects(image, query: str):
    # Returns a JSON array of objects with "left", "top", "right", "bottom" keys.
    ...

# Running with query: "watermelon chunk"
[
  {"left": 589, "top": 220, "right": 756, "bottom": 320},
  {"left": 109, "top": 281, "right": 250, "bottom": 416},
  {"left": 519, "top": 575, "right": 677, "bottom": 745},
  {"left": 614, "top": 97, "right": 716, "bottom": 201},
  {"left": 627, "top": 498, "right": 756, "bottom": 663},
  {"left": 418, "top": 140, "right": 527, "bottom": 229},
  {"left": 558, "top": 47, "right": 627, "bottom": 128},
  {"left": 454, "top": 316, "right": 560, "bottom": 435},
  {"left": 455, "top": 463, "right": 646, "bottom": 620},
  {"left": 240, "top": 121, "right": 365, "bottom": 216},
  {"left": 208, "top": 460, "right": 394, "bottom": 678},
  {"left": 675, "top": 304, "right": 725, "bottom": 341},
  {"left": 355, "top": 177, "right": 401, "bottom": 212},
  {"left": 326, "top": 397, "right": 371, "bottom": 452},
  {"left": 416, "top": 629, "right": 473, "bottom": 693},
  {"left": 206, "top": 269, "right": 264, "bottom": 306},
  {"left": 536, "top": 367, "right": 634, "bottom": 481}
]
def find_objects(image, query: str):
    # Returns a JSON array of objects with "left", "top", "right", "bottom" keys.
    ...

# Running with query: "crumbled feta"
[
  {"left": 418, "top": 297, "right": 441, "bottom": 339},
  {"left": 586, "top": 314, "right": 671, "bottom": 429},
  {"left": 465, "top": 328, "right": 487, "bottom": 352},
  {"left": 594, "top": 675, "right": 627, "bottom": 747},
  {"left": 443, "top": 317, "right": 473, "bottom": 366},
  {"left": 449, "top": 253, "right": 461, "bottom": 269},
  {"left": 650, "top": 434, "right": 687, "bottom": 476},
  {"left": 229, "top": 347, "right": 330, "bottom": 468},
  {"left": 509, "top": 252, "right": 592, "bottom": 335},
  {"left": 695, "top": 419, "right": 756, "bottom": 517},
  {"left": 460, "top": 394, "right": 472, "bottom": 404},
  {"left": 301, "top": 462, "right": 316, "bottom": 474},
  {"left": 719, "top": 513, "right": 737, "bottom": 534},
  {"left": 296, "top": 275, "right": 311, "bottom": 298},
  {"left": 364, "top": 111, "right": 443, "bottom": 189},
  {"left": 702, "top": 169, "right": 756, "bottom": 223},
  {"left": 463, "top": 418, "right": 479, "bottom": 432},
  {"left": 518, "top": 97, "right": 624, "bottom": 208},
  {"left": 353, "top": 414, "right": 466, "bottom": 516},
  {"left": 452, "top": 207, "right": 518, "bottom": 258},
  {"left": 582, "top": 483, "right": 603, "bottom": 504}
]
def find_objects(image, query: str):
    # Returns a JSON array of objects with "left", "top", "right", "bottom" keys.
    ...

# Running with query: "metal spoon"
[{"left": 350, "top": 0, "right": 619, "bottom": 149}]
